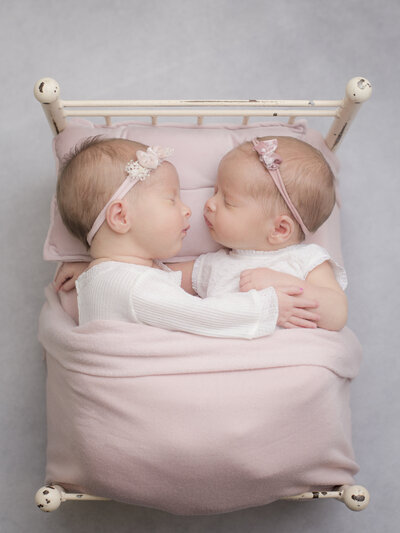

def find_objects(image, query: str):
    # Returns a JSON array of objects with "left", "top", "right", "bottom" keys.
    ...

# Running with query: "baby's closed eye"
[{"left": 223, "top": 197, "right": 237, "bottom": 207}]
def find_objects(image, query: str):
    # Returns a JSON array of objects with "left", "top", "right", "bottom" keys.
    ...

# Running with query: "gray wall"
[{"left": 1, "top": 1, "right": 398, "bottom": 531}]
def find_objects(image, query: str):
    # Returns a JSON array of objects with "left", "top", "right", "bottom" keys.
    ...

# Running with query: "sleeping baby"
[
  {"left": 168, "top": 136, "right": 348, "bottom": 331},
  {"left": 55, "top": 137, "right": 319, "bottom": 338}
]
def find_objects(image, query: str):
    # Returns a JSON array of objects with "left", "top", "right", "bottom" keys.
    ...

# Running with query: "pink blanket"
[{"left": 39, "top": 285, "right": 361, "bottom": 514}]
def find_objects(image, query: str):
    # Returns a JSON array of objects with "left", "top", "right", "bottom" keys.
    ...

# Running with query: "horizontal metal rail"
[
  {"left": 60, "top": 98, "right": 343, "bottom": 108},
  {"left": 63, "top": 108, "right": 338, "bottom": 117}
]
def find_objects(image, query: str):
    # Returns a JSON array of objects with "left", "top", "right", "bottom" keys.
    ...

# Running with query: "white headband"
[{"left": 86, "top": 145, "right": 174, "bottom": 246}]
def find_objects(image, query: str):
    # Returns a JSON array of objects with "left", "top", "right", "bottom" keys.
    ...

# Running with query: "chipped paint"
[
  {"left": 52, "top": 119, "right": 60, "bottom": 135},
  {"left": 332, "top": 122, "right": 348, "bottom": 149},
  {"left": 352, "top": 494, "right": 366, "bottom": 502},
  {"left": 357, "top": 78, "right": 371, "bottom": 90}
]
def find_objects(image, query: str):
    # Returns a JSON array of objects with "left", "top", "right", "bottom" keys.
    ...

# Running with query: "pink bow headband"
[
  {"left": 252, "top": 139, "right": 310, "bottom": 237},
  {"left": 87, "top": 145, "right": 174, "bottom": 246}
]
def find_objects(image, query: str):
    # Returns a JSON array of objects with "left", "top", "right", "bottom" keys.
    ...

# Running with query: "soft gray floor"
[{"left": 1, "top": 1, "right": 399, "bottom": 531}]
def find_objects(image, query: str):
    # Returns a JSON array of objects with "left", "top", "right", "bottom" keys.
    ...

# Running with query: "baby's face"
[
  {"left": 128, "top": 162, "right": 191, "bottom": 259},
  {"left": 204, "top": 152, "right": 273, "bottom": 250}
]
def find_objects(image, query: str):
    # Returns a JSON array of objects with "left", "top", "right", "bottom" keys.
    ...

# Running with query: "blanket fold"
[{"left": 39, "top": 285, "right": 361, "bottom": 379}]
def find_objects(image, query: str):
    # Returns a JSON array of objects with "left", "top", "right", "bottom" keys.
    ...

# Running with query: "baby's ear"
[
  {"left": 105, "top": 199, "right": 131, "bottom": 235},
  {"left": 268, "top": 215, "right": 295, "bottom": 245}
]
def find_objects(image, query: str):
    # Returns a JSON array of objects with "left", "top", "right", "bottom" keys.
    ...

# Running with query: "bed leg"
[
  {"left": 33, "top": 78, "right": 66, "bottom": 135},
  {"left": 325, "top": 77, "right": 372, "bottom": 152},
  {"left": 35, "top": 485, "right": 110, "bottom": 512},
  {"left": 282, "top": 484, "right": 370, "bottom": 511}
]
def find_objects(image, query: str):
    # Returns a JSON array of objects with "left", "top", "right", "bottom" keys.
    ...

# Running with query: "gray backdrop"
[{"left": 1, "top": 1, "right": 399, "bottom": 531}]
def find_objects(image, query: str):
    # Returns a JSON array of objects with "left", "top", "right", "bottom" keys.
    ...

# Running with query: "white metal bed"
[
  {"left": 34, "top": 76, "right": 371, "bottom": 513},
  {"left": 34, "top": 76, "right": 371, "bottom": 148}
]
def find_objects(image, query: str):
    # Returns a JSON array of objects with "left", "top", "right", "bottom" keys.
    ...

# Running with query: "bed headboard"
[{"left": 34, "top": 77, "right": 371, "bottom": 151}]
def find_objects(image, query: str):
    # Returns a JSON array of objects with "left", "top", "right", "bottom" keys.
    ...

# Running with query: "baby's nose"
[
  {"left": 205, "top": 197, "right": 216, "bottom": 212},
  {"left": 183, "top": 203, "right": 191, "bottom": 218}
]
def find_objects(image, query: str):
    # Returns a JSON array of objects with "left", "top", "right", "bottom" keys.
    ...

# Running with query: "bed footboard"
[{"left": 35, "top": 484, "right": 370, "bottom": 513}]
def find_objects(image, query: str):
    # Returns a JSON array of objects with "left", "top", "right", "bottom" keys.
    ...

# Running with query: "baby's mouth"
[{"left": 182, "top": 225, "right": 190, "bottom": 235}]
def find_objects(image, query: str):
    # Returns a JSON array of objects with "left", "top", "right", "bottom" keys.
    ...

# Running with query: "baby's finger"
[
  {"left": 63, "top": 277, "right": 77, "bottom": 291},
  {"left": 239, "top": 273, "right": 251, "bottom": 285},
  {"left": 282, "top": 322, "right": 297, "bottom": 329},
  {"left": 280, "top": 286, "right": 304, "bottom": 296},
  {"left": 289, "top": 317, "right": 318, "bottom": 328},
  {"left": 295, "top": 297, "right": 319, "bottom": 309},
  {"left": 239, "top": 281, "right": 252, "bottom": 292},
  {"left": 293, "top": 308, "right": 320, "bottom": 322},
  {"left": 58, "top": 277, "right": 75, "bottom": 292},
  {"left": 54, "top": 276, "right": 67, "bottom": 292}
]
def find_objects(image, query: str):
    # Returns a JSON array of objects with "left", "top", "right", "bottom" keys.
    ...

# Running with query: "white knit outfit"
[
  {"left": 192, "top": 243, "right": 347, "bottom": 298},
  {"left": 76, "top": 261, "right": 279, "bottom": 339}
]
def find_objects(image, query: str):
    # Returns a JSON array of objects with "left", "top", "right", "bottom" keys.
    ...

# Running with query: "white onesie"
[
  {"left": 192, "top": 243, "right": 347, "bottom": 298},
  {"left": 76, "top": 261, "right": 279, "bottom": 339}
]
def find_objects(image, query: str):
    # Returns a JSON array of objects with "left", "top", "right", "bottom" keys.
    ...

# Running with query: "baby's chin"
[
  {"left": 208, "top": 232, "right": 237, "bottom": 250},
  {"left": 161, "top": 241, "right": 184, "bottom": 260}
]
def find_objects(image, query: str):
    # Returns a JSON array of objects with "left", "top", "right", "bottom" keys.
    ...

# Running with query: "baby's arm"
[
  {"left": 54, "top": 262, "right": 89, "bottom": 292},
  {"left": 167, "top": 261, "right": 196, "bottom": 295},
  {"left": 240, "top": 261, "right": 347, "bottom": 331},
  {"left": 55, "top": 261, "right": 196, "bottom": 293},
  {"left": 169, "top": 258, "right": 319, "bottom": 328},
  {"left": 131, "top": 272, "right": 317, "bottom": 339}
]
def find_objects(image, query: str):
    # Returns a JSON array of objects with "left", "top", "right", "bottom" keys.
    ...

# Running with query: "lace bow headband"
[
  {"left": 252, "top": 138, "right": 310, "bottom": 237},
  {"left": 86, "top": 145, "right": 174, "bottom": 246}
]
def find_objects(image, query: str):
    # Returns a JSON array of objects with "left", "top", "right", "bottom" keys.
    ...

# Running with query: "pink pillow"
[{"left": 44, "top": 119, "right": 343, "bottom": 264}]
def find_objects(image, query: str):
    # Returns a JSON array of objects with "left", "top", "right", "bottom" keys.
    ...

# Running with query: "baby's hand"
[
  {"left": 275, "top": 287, "right": 320, "bottom": 329},
  {"left": 54, "top": 262, "right": 89, "bottom": 292},
  {"left": 240, "top": 268, "right": 286, "bottom": 292}
]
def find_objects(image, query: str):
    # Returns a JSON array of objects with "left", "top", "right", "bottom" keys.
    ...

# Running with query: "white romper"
[{"left": 192, "top": 243, "right": 347, "bottom": 298}]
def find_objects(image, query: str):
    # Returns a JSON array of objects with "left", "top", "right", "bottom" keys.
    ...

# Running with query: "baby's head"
[
  {"left": 204, "top": 136, "right": 336, "bottom": 250},
  {"left": 57, "top": 137, "right": 191, "bottom": 259}
]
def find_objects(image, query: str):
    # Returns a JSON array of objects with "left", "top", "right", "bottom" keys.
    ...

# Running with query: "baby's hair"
[
  {"left": 57, "top": 136, "right": 148, "bottom": 248},
  {"left": 236, "top": 137, "right": 336, "bottom": 241}
]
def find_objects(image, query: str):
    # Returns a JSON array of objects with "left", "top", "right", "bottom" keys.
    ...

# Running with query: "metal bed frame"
[{"left": 34, "top": 76, "right": 371, "bottom": 513}]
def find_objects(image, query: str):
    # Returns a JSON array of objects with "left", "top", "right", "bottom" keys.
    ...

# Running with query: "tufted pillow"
[{"left": 44, "top": 118, "right": 343, "bottom": 264}]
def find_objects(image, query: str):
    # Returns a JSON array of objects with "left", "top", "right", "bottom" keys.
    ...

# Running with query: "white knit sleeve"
[{"left": 131, "top": 270, "right": 279, "bottom": 339}]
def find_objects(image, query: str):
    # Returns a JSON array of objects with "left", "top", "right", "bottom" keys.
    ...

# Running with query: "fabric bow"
[
  {"left": 125, "top": 145, "right": 174, "bottom": 181},
  {"left": 252, "top": 139, "right": 282, "bottom": 170},
  {"left": 136, "top": 146, "right": 174, "bottom": 169}
]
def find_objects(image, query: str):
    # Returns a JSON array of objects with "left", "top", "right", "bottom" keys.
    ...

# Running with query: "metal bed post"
[
  {"left": 33, "top": 78, "right": 67, "bottom": 135},
  {"left": 325, "top": 77, "right": 372, "bottom": 151}
]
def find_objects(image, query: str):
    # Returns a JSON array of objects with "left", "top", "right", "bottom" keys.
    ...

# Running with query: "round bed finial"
[
  {"left": 34, "top": 78, "right": 60, "bottom": 104},
  {"left": 35, "top": 485, "right": 62, "bottom": 512},
  {"left": 340, "top": 484, "right": 370, "bottom": 511},
  {"left": 345, "top": 77, "right": 372, "bottom": 104}
]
